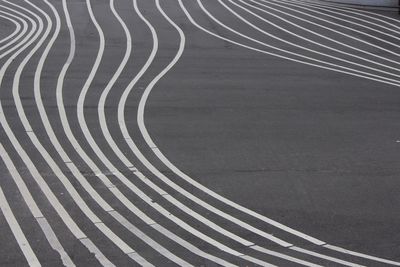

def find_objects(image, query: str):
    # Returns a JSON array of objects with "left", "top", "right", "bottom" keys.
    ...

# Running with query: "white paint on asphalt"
[{"left": 0, "top": 184, "right": 41, "bottom": 267}]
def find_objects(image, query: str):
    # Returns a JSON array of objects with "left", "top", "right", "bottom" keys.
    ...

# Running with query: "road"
[{"left": 0, "top": 0, "right": 399, "bottom": 266}]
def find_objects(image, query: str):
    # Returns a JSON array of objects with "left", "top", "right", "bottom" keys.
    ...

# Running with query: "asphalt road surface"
[{"left": 0, "top": 0, "right": 400, "bottom": 266}]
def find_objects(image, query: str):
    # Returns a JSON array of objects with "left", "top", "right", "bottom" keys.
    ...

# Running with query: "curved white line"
[
  {"left": 0, "top": 4, "right": 34, "bottom": 60},
  {"left": 0, "top": 0, "right": 114, "bottom": 265},
  {"left": 0, "top": 4, "right": 74, "bottom": 267},
  {"left": 130, "top": 0, "right": 355, "bottom": 266},
  {"left": 254, "top": 0, "right": 400, "bottom": 72},
  {"left": 288, "top": 0, "right": 400, "bottom": 36},
  {"left": 25, "top": 0, "right": 193, "bottom": 264},
  {"left": 262, "top": 0, "right": 400, "bottom": 61},
  {"left": 235, "top": 0, "right": 400, "bottom": 76},
  {"left": 132, "top": 0, "right": 370, "bottom": 266},
  {"left": 296, "top": 0, "right": 400, "bottom": 28},
  {"left": 0, "top": 12, "right": 21, "bottom": 45},
  {"left": 0, "top": 10, "right": 25, "bottom": 53},
  {"left": 72, "top": 0, "right": 274, "bottom": 264},
  {"left": 139, "top": 0, "right": 400, "bottom": 265},
  {"left": 51, "top": 0, "right": 235, "bottom": 264},
  {"left": 26, "top": 0, "right": 157, "bottom": 265},
  {"left": 242, "top": 0, "right": 400, "bottom": 74},
  {"left": 205, "top": 0, "right": 400, "bottom": 86},
  {"left": 95, "top": 0, "right": 322, "bottom": 265},
  {"left": 0, "top": 161, "right": 40, "bottom": 267},
  {"left": 29, "top": 0, "right": 155, "bottom": 265},
  {"left": 97, "top": 1, "right": 326, "bottom": 265},
  {"left": 0, "top": 140, "right": 75, "bottom": 267}
]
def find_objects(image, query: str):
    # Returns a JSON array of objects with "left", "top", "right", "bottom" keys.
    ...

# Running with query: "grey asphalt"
[{"left": 0, "top": 0, "right": 399, "bottom": 266}]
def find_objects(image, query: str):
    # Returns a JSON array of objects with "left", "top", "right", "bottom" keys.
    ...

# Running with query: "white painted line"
[
  {"left": 94, "top": 222, "right": 135, "bottom": 254},
  {"left": 0, "top": 12, "right": 21, "bottom": 47},
  {"left": 151, "top": 0, "right": 400, "bottom": 265},
  {"left": 43, "top": 0, "right": 229, "bottom": 264},
  {"left": 80, "top": 238, "right": 115, "bottom": 267},
  {"left": 36, "top": 217, "right": 75, "bottom": 267},
  {"left": 163, "top": 194, "right": 254, "bottom": 246},
  {"left": 236, "top": 0, "right": 400, "bottom": 76},
  {"left": 296, "top": 0, "right": 400, "bottom": 28},
  {"left": 290, "top": 246, "right": 365, "bottom": 267},
  {"left": 239, "top": 255, "right": 277, "bottom": 267},
  {"left": 0, "top": 0, "right": 114, "bottom": 265},
  {"left": 253, "top": 245, "right": 324, "bottom": 267},
  {"left": 57, "top": 0, "right": 287, "bottom": 264},
  {"left": 245, "top": 0, "right": 400, "bottom": 72},
  {"left": 207, "top": 0, "right": 400, "bottom": 85},
  {"left": 288, "top": 0, "right": 400, "bottom": 38},
  {"left": 151, "top": 223, "right": 238, "bottom": 267},
  {"left": 127, "top": 252, "right": 154, "bottom": 267},
  {"left": 0, "top": 185, "right": 41, "bottom": 267},
  {"left": 108, "top": 211, "right": 192, "bottom": 267},
  {"left": 0, "top": 4, "right": 35, "bottom": 60},
  {"left": 132, "top": 1, "right": 347, "bottom": 265},
  {"left": 260, "top": 0, "right": 400, "bottom": 65},
  {"left": 0, "top": 142, "right": 74, "bottom": 267},
  {"left": 324, "top": 244, "right": 400, "bottom": 266}
]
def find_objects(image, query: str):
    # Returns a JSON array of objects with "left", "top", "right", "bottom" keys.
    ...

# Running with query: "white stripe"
[
  {"left": 133, "top": 1, "right": 367, "bottom": 265},
  {"left": 243, "top": 0, "right": 400, "bottom": 74},
  {"left": 288, "top": 0, "right": 400, "bottom": 36},
  {"left": 80, "top": 238, "right": 115, "bottom": 267},
  {"left": 0, "top": 12, "right": 21, "bottom": 46},
  {"left": 172, "top": 1, "right": 400, "bottom": 265},
  {"left": 61, "top": 0, "right": 272, "bottom": 264},
  {"left": 235, "top": 0, "right": 400, "bottom": 76},
  {"left": 251, "top": 0, "right": 400, "bottom": 69},
  {"left": 138, "top": 0, "right": 400, "bottom": 258},
  {"left": 324, "top": 244, "right": 400, "bottom": 266},
  {"left": 45, "top": 0, "right": 208, "bottom": 265},
  {"left": 19, "top": 0, "right": 156, "bottom": 265},
  {"left": 135, "top": 0, "right": 293, "bottom": 248},
  {"left": 262, "top": 0, "right": 400, "bottom": 63},
  {"left": 206, "top": 0, "right": 400, "bottom": 85},
  {"left": 0, "top": 0, "right": 113, "bottom": 265},
  {"left": 298, "top": 0, "right": 400, "bottom": 27},
  {"left": 252, "top": 246, "right": 323, "bottom": 267},
  {"left": 0, "top": 183, "right": 41, "bottom": 267},
  {"left": 108, "top": 211, "right": 190, "bottom": 266},
  {"left": 291, "top": 246, "right": 365, "bottom": 267},
  {"left": 0, "top": 4, "right": 34, "bottom": 60},
  {"left": 0, "top": 142, "right": 74, "bottom": 267},
  {"left": 151, "top": 224, "right": 237, "bottom": 267},
  {"left": 131, "top": 1, "right": 330, "bottom": 265},
  {"left": 36, "top": 218, "right": 74, "bottom": 267},
  {"left": 239, "top": 255, "right": 276, "bottom": 267}
]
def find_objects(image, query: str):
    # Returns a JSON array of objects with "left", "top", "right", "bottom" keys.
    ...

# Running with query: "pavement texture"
[{"left": 0, "top": 0, "right": 399, "bottom": 266}]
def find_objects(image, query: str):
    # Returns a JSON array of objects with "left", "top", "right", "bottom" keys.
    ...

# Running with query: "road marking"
[
  {"left": 0, "top": 12, "right": 21, "bottom": 47},
  {"left": 0, "top": 142, "right": 74, "bottom": 267},
  {"left": 263, "top": 0, "right": 400, "bottom": 65},
  {"left": 236, "top": 0, "right": 400, "bottom": 76},
  {"left": 324, "top": 244, "right": 400, "bottom": 266},
  {"left": 1, "top": 0, "right": 399, "bottom": 265},
  {"left": 0, "top": 4, "right": 33, "bottom": 60},
  {"left": 290, "top": 246, "right": 365, "bottom": 267},
  {"left": 0, "top": 184, "right": 41, "bottom": 267}
]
